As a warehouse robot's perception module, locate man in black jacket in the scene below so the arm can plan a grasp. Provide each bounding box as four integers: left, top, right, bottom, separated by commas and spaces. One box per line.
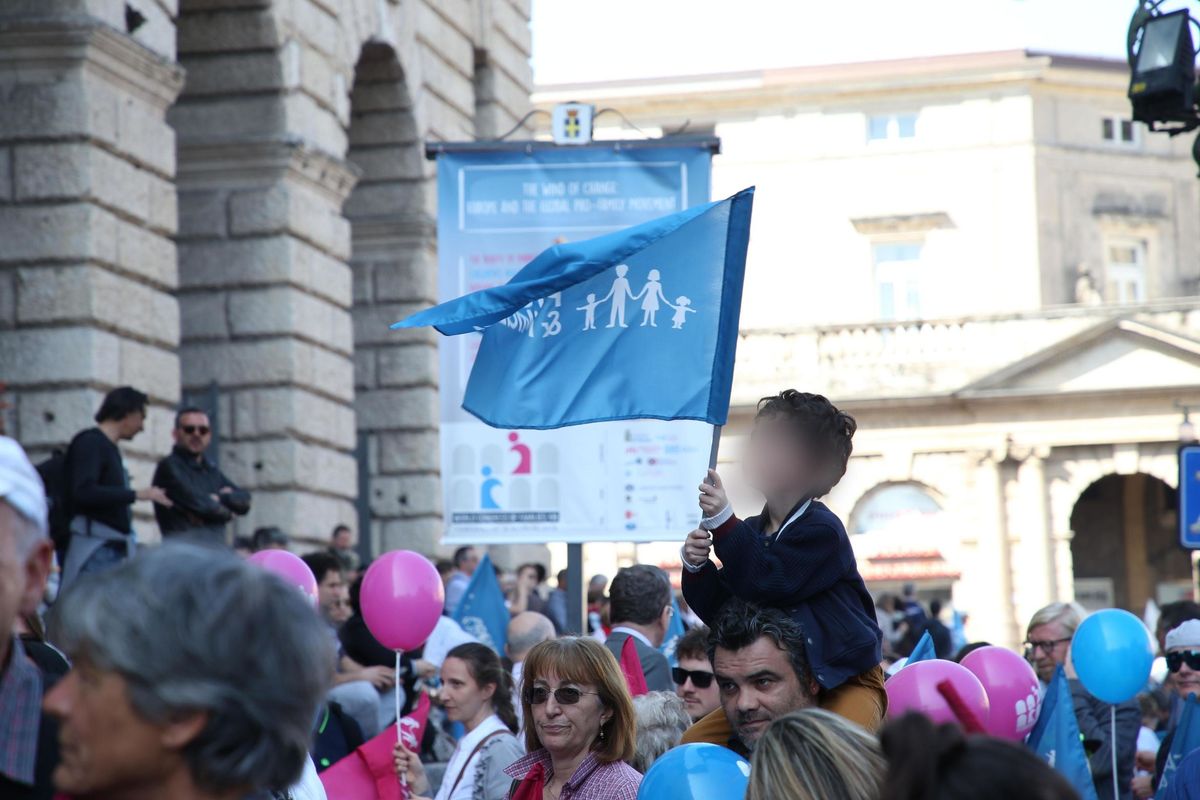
152, 407, 250, 545
61, 387, 170, 586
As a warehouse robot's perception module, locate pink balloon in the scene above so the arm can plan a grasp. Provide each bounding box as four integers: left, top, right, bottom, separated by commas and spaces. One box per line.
961, 646, 1042, 740
247, 550, 318, 606
886, 659, 991, 728
360, 550, 444, 651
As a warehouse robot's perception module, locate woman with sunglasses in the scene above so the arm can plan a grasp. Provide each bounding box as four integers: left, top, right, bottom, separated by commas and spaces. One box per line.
504, 637, 641, 799
1143, 620, 1200, 797
393, 643, 523, 800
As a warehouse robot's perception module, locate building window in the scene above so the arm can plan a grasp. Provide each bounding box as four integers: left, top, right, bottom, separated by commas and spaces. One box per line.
850, 482, 943, 536
867, 112, 918, 142
873, 242, 924, 320
1104, 238, 1147, 303
1101, 115, 1138, 146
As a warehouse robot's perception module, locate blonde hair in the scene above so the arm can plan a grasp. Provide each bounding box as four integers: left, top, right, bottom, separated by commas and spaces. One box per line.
1027, 602, 1086, 638
747, 709, 884, 800
519, 637, 636, 763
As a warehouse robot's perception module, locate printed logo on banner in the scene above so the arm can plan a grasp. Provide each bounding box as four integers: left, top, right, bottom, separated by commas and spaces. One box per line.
449, 431, 561, 524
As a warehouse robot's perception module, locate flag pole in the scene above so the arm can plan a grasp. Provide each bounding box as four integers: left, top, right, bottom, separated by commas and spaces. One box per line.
708, 424, 722, 471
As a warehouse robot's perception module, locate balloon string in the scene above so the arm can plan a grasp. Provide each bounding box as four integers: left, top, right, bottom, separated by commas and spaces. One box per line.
1111, 704, 1118, 800
396, 649, 407, 795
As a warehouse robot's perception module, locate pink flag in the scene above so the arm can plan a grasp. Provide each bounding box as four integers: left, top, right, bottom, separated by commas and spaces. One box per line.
619, 636, 649, 697
321, 693, 431, 800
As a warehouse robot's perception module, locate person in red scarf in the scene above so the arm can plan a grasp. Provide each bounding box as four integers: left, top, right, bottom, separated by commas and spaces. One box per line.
505, 638, 640, 799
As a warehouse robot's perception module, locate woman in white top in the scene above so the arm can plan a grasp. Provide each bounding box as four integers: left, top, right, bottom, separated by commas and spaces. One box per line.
395, 643, 524, 800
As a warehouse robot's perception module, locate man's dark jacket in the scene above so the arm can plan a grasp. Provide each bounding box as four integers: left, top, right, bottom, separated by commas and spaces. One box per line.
63, 428, 135, 534
152, 446, 250, 535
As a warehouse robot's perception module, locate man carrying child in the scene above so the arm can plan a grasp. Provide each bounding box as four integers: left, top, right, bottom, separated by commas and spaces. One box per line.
679, 389, 887, 744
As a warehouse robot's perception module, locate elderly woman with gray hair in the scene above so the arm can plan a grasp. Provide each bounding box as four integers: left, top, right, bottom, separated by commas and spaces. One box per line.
630, 691, 691, 773
44, 542, 333, 800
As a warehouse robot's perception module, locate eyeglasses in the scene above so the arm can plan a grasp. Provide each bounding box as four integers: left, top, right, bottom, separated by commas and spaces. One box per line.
180, 425, 211, 436
1167, 650, 1200, 673
1024, 637, 1071, 656
524, 685, 599, 706
672, 667, 715, 689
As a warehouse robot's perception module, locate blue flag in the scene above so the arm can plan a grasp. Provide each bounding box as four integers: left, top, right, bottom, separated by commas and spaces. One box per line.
1028, 667, 1100, 800
906, 630, 937, 665
1158, 695, 1200, 799
393, 188, 755, 429
452, 554, 508, 654
661, 593, 687, 667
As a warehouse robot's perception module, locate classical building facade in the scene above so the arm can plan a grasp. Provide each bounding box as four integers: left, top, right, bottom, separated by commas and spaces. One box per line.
537, 51, 1200, 647
0, 0, 532, 552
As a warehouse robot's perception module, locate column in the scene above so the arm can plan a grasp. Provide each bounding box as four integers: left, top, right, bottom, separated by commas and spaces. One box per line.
0, 11, 183, 536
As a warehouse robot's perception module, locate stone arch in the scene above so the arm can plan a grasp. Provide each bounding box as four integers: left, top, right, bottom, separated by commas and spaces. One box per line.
343, 40, 441, 554
847, 479, 948, 536
1069, 472, 1186, 611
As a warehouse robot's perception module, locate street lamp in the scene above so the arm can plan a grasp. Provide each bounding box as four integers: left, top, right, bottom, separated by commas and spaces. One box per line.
1128, 3, 1200, 170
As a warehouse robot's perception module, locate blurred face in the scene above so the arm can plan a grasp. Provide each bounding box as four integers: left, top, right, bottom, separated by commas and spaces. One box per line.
743, 414, 814, 499
0, 503, 52, 651
674, 655, 720, 721
1167, 647, 1200, 699
460, 548, 480, 575
714, 636, 816, 750
172, 411, 211, 457
440, 657, 494, 725
44, 660, 204, 797
1026, 621, 1073, 684
528, 671, 612, 760
117, 409, 146, 441
316, 569, 348, 623
333, 528, 353, 550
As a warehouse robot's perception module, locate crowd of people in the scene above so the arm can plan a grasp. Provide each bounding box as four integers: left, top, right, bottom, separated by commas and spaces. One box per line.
2, 385, 1199, 800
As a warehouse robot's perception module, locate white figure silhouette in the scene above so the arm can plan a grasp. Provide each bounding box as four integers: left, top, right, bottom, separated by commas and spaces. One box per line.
601, 264, 635, 328
576, 292, 601, 330
670, 296, 697, 329
634, 268, 669, 327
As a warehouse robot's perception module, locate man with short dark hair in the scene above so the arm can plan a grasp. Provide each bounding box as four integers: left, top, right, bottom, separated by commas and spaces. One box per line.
327, 523, 359, 576
921, 598, 953, 659
61, 387, 171, 585
444, 545, 479, 615
0, 437, 57, 799
302, 551, 397, 739
152, 407, 250, 545
605, 564, 673, 692
673, 626, 720, 722
706, 599, 819, 755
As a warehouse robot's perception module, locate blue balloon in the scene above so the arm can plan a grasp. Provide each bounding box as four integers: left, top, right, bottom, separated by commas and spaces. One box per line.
637, 743, 750, 800
1071, 608, 1155, 704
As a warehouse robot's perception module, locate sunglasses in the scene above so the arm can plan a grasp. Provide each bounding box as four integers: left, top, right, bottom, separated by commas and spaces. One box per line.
180, 425, 211, 436
524, 686, 599, 706
1168, 650, 1200, 673
1023, 637, 1071, 656
672, 667, 715, 689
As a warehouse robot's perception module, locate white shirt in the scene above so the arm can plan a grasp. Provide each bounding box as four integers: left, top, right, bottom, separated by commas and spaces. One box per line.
609, 626, 654, 649
289, 756, 327, 800
435, 714, 510, 800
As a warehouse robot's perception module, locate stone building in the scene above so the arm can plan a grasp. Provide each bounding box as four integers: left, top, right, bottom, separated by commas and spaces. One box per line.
538, 50, 1200, 647
0, 0, 532, 551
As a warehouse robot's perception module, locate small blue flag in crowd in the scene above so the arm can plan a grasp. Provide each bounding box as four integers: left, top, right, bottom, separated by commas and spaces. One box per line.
1028, 666, 1100, 800
661, 593, 686, 667
393, 188, 755, 429
905, 630, 937, 665
1158, 694, 1200, 799
452, 553, 508, 654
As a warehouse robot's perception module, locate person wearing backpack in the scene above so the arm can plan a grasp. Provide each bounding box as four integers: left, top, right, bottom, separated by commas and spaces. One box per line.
60, 387, 171, 588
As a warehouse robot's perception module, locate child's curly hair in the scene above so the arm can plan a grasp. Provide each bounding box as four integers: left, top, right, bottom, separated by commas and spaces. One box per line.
756, 390, 856, 496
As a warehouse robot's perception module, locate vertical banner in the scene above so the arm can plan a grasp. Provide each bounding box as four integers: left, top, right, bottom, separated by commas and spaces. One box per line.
434, 143, 716, 544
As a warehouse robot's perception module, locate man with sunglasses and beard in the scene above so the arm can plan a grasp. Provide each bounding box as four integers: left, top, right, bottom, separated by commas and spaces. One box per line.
152, 407, 250, 545
1146, 620, 1200, 797
673, 626, 721, 722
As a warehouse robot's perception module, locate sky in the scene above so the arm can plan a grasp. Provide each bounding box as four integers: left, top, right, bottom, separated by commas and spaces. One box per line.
531, 0, 1144, 86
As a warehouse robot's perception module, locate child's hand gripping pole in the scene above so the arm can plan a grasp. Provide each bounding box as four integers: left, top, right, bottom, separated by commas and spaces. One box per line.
698, 469, 728, 518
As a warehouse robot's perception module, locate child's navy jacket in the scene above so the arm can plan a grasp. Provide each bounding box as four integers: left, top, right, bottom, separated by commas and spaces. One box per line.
681, 500, 882, 691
